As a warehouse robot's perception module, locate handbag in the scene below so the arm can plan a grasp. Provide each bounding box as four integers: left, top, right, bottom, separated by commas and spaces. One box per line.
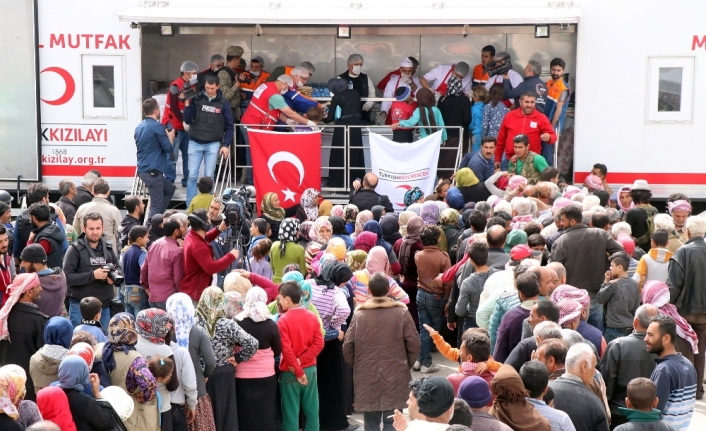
96, 400, 129, 431
108, 298, 126, 316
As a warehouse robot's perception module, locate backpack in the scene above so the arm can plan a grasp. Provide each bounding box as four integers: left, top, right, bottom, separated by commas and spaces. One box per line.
634, 205, 658, 247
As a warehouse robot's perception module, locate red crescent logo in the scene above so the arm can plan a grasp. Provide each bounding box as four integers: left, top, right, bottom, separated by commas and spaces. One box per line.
40, 67, 76, 105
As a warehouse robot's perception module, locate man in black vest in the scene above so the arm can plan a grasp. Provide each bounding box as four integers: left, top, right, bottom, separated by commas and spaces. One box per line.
183, 74, 234, 207
27, 203, 65, 270
339, 53, 376, 123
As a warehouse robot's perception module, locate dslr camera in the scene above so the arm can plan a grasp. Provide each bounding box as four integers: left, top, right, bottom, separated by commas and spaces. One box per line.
102, 263, 125, 286
483, 53, 513, 78
237, 71, 254, 85
169, 80, 198, 101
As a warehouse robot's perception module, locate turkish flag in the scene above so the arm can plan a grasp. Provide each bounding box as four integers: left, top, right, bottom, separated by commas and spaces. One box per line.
249, 129, 321, 212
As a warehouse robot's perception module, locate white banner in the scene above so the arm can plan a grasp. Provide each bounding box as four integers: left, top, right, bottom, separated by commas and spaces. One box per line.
369, 131, 443, 212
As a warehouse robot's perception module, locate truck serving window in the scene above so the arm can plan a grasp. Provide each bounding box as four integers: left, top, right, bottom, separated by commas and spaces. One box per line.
647, 57, 694, 122
82, 55, 125, 118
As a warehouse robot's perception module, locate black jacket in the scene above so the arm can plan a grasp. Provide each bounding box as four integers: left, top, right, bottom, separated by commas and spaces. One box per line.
73, 186, 93, 207
437, 94, 471, 138
14, 207, 63, 259
668, 236, 706, 316
63, 234, 121, 303
598, 331, 658, 420
57, 196, 78, 225
64, 388, 117, 431
503, 75, 548, 113
118, 214, 141, 249
0, 302, 48, 401
550, 376, 610, 431
349, 189, 393, 213
33, 221, 65, 269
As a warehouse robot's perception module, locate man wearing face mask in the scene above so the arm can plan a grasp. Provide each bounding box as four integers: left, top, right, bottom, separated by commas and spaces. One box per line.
196, 54, 231, 92
377, 56, 419, 92
239, 56, 271, 104
338, 54, 376, 123
378, 57, 422, 125
162, 60, 198, 187
420, 61, 472, 97
282, 66, 325, 115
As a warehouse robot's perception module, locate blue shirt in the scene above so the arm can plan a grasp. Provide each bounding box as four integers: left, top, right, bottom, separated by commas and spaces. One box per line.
134, 117, 172, 174
284, 89, 319, 114
467, 150, 495, 182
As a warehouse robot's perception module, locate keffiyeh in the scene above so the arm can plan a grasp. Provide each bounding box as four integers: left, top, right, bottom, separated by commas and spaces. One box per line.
0, 273, 40, 341
668, 200, 692, 214
166, 293, 195, 348
642, 280, 698, 354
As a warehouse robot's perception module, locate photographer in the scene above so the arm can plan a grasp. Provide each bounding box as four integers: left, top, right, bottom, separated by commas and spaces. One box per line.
135, 98, 176, 221
181, 209, 239, 303
484, 51, 523, 103
502, 60, 548, 114
63, 213, 122, 328
162, 60, 198, 187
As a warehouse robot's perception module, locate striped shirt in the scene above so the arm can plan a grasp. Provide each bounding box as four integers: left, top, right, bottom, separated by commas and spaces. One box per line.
528, 398, 577, 431
310, 282, 351, 330
651, 353, 696, 431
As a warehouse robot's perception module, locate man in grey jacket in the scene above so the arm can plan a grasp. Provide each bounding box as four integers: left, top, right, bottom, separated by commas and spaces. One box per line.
551, 205, 623, 332
598, 304, 659, 428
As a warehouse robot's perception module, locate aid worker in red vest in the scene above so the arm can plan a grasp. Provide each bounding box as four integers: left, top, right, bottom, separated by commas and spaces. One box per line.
420, 61, 472, 97
239, 75, 318, 184
162, 61, 198, 187
377, 57, 422, 125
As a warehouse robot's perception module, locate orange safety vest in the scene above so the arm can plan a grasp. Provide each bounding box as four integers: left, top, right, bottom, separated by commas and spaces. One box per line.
472, 63, 489, 86
546, 78, 569, 103
240, 82, 283, 130
241, 70, 272, 92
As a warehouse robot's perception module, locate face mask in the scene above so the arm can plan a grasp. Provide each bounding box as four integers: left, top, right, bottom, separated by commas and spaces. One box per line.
351, 65, 362, 75
189, 75, 197, 85
280, 88, 288, 95
250, 70, 260, 77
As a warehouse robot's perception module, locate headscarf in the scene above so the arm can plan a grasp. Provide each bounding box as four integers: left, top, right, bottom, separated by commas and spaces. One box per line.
278, 218, 300, 258
55, 356, 90, 392
135, 308, 172, 345
489, 364, 550, 431
617, 185, 635, 212
551, 284, 590, 311
407, 204, 422, 217
353, 231, 378, 253
365, 246, 390, 276
446, 187, 465, 210
315, 253, 338, 278
439, 208, 460, 229
44, 316, 74, 349
642, 280, 698, 354
236, 287, 272, 322
557, 299, 583, 327
552, 197, 573, 211
446, 75, 463, 97
585, 174, 604, 191
166, 293, 195, 348
562, 185, 581, 200
102, 312, 138, 373
330, 205, 344, 218
318, 200, 333, 216
404, 187, 424, 207
326, 237, 348, 261
68, 342, 95, 369
399, 215, 424, 269
282, 272, 313, 309
329, 216, 348, 235
223, 272, 252, 296
362, 220, 392, 253
328, 77, 348, 94
309, 217, 333, 243
0, 273, 40, 341
371, 205, 385, 222
298, 221, 313, 243
504, 230, 528, 253
508, 175, 527, 191
668, 200, 692, 214
319, 261, 353, 290
420, 201, 441, 225
380, 214, 402, 244
0, 365, 26, 418
456, 168, 479, 187
300, 188, 321, 221
354, 210, 374, 236
148, 214, 165, 242
434, 201, 449, 213
223, 291, 245, 319
261, 192, 285, 221
36, 386, 77, 431
196, 287, 226, 338
345, 250, 368, 271
398, 211, 415, 236
343, 204, 359, 224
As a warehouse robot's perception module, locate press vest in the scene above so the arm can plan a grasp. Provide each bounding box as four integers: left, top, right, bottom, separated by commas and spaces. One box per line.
240, 82, 283, 130
188, 93, 227, 143
33, 222, 65, 269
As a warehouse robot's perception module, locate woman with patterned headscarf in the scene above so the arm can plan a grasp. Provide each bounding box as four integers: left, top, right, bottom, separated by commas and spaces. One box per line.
305, 217, 333, 277
404, 187, 425, 209
134, 308, 179, 430
0, 365, 42, 430
259, 192, 285, 240
437, 75, 471, 178
194, 287, 258, 431
343, 204, 359, 234
55, 356, 116, 431
103, 312, 159, 431
270, 218, 307, 283
233, 287, 279, 431
296, 220, 314, 248
166, 293, 217, 431
297, 188, 322, 222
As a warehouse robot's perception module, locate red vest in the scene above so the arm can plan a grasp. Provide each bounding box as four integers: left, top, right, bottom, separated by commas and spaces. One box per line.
240, 82, 282, 130
162, 77, 187, 131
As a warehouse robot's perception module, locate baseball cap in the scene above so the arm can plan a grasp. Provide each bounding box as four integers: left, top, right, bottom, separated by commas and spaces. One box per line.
510, 244, 533, 261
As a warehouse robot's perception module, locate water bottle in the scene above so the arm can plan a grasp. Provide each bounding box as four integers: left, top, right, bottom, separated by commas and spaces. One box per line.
348, 80, 353, 90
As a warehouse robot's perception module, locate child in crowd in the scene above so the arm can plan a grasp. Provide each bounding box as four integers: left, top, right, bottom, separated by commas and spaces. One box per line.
147, 356, 176, 427
543, 387, 555, 407
121, 225, 149, 317
617, 235, 640, 278
634, 229, 672, 290
187, 177, 214, 214
446, 330, 496, 393
389, 86, 417, 143
455, 241, 498, 332
469, 86, 488, 152
294, 106, 326, 132
390, 88, 447, 140
528, 233, 549, 265
614, 378, 674, 431
424, 324, 501, 374
248, 218, 270, 260
597, 251, 641, 342
73, 297, 108, 342
249, 238, 273, 279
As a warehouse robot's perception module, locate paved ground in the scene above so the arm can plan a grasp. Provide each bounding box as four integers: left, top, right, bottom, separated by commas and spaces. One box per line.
347, 352, 706, 430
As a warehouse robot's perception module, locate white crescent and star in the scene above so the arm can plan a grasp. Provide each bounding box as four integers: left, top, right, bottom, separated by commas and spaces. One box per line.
267, 151, 306, 203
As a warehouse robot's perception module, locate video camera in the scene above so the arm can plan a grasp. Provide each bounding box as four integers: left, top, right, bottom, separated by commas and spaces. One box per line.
483, 53, 513, 78
222, 185, 252, 232
237, 71, 254, 85
169, 80, 197, 101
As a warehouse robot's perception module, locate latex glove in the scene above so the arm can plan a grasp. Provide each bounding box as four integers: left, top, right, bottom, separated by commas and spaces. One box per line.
362, 102, 373, 112
375, 111, 387, 126
183, 124, 190, 132
306, 120, 320, 131
286, 118, 298, 126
